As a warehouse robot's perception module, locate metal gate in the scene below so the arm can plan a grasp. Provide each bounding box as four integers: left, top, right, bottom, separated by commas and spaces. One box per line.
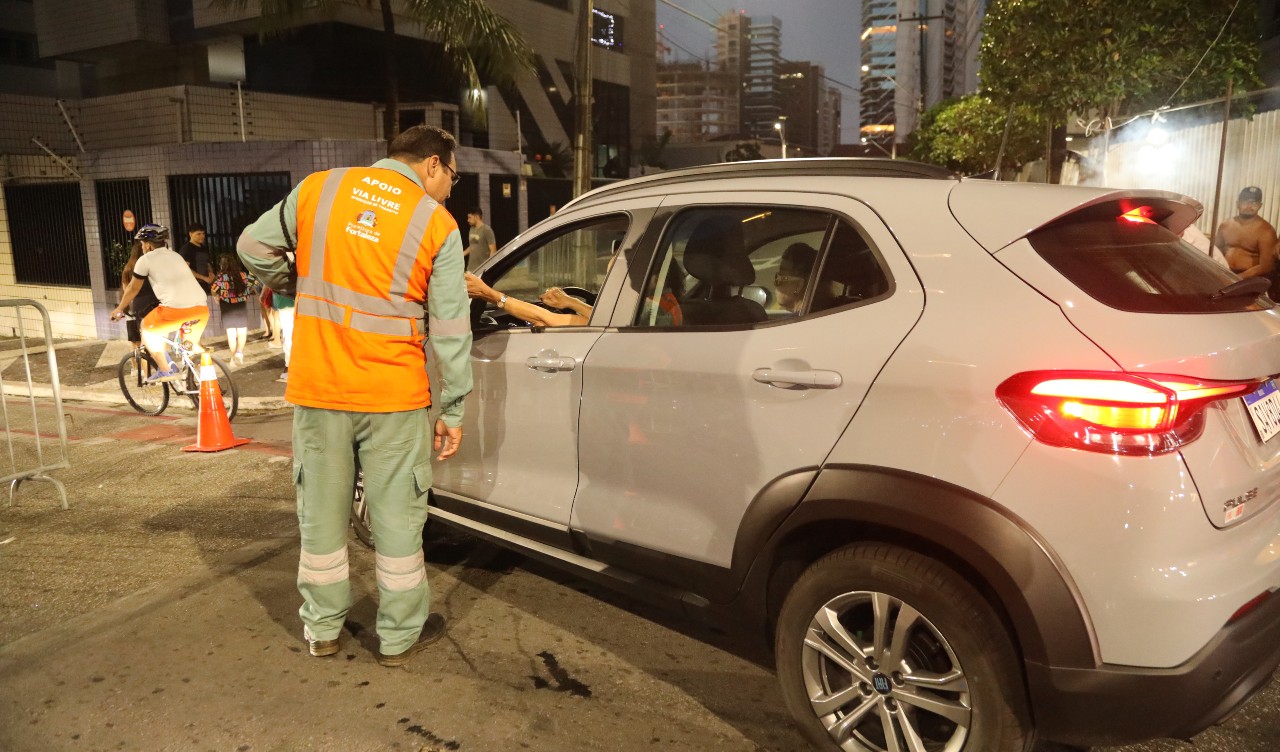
94, 178, 153, 289
168, 173, 292, 260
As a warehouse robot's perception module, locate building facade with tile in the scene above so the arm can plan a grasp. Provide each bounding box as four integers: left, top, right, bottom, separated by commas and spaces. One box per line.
1, 0, 655, 339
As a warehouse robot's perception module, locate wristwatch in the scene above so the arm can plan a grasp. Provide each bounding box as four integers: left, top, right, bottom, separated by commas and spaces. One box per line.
497, 294, 508, 309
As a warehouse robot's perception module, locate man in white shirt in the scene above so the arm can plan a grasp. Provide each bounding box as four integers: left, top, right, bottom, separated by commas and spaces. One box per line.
110, 225, 210, 382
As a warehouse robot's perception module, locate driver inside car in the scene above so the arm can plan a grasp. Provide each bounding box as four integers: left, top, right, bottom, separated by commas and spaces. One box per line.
464, 272, 591, 327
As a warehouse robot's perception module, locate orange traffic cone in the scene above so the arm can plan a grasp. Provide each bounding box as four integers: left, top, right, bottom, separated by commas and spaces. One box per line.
183, 352, 250, 453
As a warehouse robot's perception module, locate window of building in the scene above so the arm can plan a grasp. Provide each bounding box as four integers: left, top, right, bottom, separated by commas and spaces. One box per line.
592, 9, 624, 51
0, 31, 53, 69
5, 183, 90, 287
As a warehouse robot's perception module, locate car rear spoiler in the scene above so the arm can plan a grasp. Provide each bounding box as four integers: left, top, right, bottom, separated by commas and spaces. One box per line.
948, 181, 1202, 253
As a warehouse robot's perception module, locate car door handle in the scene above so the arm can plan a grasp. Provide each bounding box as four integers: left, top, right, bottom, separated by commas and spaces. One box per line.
752, 367, 842, 389
526, 354, 578, 372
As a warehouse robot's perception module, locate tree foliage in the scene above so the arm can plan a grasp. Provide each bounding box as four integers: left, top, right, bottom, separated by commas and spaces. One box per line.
219, 0, 534, 138
910, 96, 1046, 175
981, 0, 1262, 123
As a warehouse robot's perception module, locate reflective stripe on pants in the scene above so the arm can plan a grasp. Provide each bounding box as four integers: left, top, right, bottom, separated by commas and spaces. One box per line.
293, 405, 433, 651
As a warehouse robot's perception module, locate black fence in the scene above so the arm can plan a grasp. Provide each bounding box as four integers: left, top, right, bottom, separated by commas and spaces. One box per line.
95, 179, 152, 289
4, 183, 90, 287
168, 173, 292, 263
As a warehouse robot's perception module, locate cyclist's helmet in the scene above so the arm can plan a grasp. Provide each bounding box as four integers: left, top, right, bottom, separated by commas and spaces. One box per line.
134, 224, 169, 243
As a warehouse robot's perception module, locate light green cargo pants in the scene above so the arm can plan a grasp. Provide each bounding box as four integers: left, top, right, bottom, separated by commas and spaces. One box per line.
292, 405, 434, 655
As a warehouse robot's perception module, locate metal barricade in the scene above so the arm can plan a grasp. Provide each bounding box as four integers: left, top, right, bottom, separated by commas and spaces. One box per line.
0, 300, 69, 509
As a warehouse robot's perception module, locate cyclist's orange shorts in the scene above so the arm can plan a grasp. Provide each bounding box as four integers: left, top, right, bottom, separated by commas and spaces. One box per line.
142, 305, 208, 334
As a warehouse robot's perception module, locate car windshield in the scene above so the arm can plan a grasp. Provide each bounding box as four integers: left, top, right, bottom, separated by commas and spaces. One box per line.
1028, 219, 1274, 314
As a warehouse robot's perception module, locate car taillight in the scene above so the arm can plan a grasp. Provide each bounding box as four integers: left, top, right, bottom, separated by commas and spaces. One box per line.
1228, 590, 1274, 624
996, 371, 1262, 456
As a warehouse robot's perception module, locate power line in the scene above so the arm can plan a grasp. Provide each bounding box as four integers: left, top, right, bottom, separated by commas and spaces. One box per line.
1162, 0, 1244, 108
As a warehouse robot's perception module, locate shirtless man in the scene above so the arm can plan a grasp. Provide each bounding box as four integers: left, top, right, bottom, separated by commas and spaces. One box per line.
1215, 186, 1278, 279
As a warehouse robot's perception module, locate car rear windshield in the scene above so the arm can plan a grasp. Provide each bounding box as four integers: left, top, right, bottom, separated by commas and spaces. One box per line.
1028, 219, 1274, 314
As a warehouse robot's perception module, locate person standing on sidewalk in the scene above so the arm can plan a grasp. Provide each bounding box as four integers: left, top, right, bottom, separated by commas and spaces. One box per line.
120, 240, 160, 360
211, 254, 261, 367
179, 222, 215, 291
237, 125, 472, 668
273, 291, 294, 383
1215, 186, 1278, 280
464, 208, 497, 272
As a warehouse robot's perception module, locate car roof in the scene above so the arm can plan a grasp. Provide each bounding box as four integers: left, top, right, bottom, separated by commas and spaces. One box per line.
561, 158, 957, 212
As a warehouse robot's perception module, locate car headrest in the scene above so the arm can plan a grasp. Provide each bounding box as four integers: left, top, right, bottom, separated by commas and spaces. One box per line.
683, 216, 754, 287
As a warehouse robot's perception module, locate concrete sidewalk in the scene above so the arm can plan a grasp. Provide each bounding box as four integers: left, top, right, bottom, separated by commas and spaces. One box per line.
0, 335, 292, 412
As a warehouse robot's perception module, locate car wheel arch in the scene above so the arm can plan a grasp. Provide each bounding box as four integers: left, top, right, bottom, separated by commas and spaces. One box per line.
746, 465, 1100, 671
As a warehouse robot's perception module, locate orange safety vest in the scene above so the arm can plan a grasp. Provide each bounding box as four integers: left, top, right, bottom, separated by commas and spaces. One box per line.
287, 166, 458, 412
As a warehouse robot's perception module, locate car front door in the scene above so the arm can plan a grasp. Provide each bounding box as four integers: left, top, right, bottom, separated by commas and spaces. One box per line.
570, 192, 925, 575
431, 206, 652, 530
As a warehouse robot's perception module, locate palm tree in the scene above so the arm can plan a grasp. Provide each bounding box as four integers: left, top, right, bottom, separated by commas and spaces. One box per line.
219, 0, 535, 138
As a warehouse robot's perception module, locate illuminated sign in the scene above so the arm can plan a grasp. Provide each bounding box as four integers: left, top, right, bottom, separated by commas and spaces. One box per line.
592, 9, 623, 51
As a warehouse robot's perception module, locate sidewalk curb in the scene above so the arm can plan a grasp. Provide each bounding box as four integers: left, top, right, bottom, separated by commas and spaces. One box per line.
1, 382, 292, 413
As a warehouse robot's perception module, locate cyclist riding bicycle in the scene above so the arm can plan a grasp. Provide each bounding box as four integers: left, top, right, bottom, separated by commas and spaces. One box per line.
110, 224, 210, 383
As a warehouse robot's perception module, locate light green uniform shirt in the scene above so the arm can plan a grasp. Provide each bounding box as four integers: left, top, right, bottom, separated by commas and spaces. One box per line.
238, 158, 472, 427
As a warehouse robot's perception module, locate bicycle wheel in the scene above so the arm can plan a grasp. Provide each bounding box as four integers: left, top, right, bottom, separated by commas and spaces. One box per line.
117, 350, 169, 415
350, 470, 374, 549
181, 355, 239, 421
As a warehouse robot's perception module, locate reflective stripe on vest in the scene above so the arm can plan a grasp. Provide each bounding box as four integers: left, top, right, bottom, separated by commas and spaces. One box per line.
295, 168, 437, 334
297, 296, 419, 337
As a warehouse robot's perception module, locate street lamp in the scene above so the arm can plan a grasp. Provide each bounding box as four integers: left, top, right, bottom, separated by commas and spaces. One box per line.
774, 116, 788, 159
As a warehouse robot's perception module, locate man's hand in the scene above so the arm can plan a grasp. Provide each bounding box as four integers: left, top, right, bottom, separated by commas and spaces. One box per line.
433, 418, 463, 460
110, 308, 125, 321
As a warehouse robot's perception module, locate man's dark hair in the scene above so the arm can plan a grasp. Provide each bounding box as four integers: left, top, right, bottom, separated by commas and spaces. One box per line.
388, 125, 457, 165
187, 222, 206, 234
468, 208, 483, 218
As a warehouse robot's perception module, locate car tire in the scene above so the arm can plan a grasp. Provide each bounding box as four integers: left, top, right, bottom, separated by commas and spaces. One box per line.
775, 543, 1033, 752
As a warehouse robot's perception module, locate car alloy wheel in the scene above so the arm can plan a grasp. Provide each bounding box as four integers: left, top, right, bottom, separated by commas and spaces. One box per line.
776, 544, 1031, 752
801, 590, 970, 751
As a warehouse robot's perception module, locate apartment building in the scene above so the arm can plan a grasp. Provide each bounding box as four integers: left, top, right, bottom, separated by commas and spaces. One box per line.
0, 0, 655, 338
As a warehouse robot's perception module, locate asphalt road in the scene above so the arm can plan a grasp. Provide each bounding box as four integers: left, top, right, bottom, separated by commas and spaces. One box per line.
0, 402, 1277, 751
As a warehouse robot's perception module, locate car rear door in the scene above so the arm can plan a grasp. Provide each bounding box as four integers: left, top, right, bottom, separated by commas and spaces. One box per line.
569, 191, 925, 571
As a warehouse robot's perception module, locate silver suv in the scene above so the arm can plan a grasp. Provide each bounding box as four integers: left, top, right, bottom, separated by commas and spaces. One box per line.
427, 159, 1280, 751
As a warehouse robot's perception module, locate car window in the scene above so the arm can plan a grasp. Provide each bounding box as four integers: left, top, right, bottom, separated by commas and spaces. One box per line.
488, 215, 629, 307
809, 219, 892, 313
1029, 218, 1274, 314
633, 207, 891, 328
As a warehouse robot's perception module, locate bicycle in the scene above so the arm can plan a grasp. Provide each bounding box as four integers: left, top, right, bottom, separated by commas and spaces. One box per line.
116, 316, 238, 420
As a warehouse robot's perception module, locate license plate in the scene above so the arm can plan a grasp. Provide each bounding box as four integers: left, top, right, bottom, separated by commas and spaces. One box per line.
1243, 379, 1280, 443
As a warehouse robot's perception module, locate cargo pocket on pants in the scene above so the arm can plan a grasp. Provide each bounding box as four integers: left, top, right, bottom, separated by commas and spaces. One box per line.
412, 462, 432, 521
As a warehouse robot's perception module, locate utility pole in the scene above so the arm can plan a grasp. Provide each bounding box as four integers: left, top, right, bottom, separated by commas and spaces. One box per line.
573, 0, 594, 198
899, 2, 943, 130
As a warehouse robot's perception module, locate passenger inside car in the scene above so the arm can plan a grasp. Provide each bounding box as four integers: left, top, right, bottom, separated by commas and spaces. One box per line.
775, 241, 819, 314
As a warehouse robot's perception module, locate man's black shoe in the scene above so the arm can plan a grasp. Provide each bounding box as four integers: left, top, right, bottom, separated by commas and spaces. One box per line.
377, 613, 447, 667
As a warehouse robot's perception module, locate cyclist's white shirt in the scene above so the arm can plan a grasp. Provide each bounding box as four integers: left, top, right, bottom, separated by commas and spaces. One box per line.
133, 247, 207, 309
